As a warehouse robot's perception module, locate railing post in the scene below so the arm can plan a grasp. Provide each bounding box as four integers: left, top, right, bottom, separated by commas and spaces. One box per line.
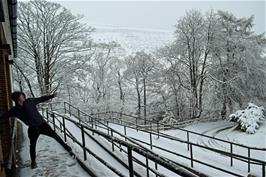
248, 148, 250, 172
62, 116, 67, 142
52, 113, 56, 132
262, 163, 265, 177
157, 121, 159, 139
136, 117, 138, 132
64, 102, 66, 114
91, 118, 94, 135
230, 143, 233, 166
78, 109, 80, 123
124, 126, 127, 137
155, 162, 158, 177
46, 109, 49, 121
119, 142, 122, 152
69, 104, 71, 117
187, 132, 190, 151
190, 144, 193, 168
150, 132, 153, 150
146, 155, 149, 177
81, 126, 87, 161
127, 146, 134, 177
111, 130, 114, 151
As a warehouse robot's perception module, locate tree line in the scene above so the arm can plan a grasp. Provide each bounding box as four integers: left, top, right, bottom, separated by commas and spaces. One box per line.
15, 0, 266, 123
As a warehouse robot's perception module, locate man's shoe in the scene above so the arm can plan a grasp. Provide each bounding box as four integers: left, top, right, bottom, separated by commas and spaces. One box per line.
69, 151, 76, 158
31, 161, 37, 169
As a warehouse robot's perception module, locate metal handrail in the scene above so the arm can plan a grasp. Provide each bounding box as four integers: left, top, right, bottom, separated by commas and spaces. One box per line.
65, 101, 266, 151
46, 109, 202, 177
63, 102, 266, 177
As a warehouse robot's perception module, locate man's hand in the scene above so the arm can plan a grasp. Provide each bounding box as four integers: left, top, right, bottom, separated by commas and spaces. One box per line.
52, 91, 58, 97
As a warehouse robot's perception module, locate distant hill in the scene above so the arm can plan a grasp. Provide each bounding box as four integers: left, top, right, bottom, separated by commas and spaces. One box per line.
91, 24, 174, 54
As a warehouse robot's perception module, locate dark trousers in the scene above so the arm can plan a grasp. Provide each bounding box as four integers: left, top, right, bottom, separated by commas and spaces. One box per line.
27, 122, 71, 163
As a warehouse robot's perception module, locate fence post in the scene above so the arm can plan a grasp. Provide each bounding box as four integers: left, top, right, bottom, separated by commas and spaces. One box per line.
150, 132, 153, 150
95, 118, 97, 129
146, 155, 149, 177
46, 109, 49, 121
124, 126, 127, 137
190, 144, 193, 168
78, 109, 80, 123
157, 121, 159, 139
136, 117, 138, 132
81, 126, 87, 161
155, 162, 158, 177
68, 104, 70, 116
62, 117, 67, 142
119, 142, 122, 152
52, 113, 56, 132
230, 143, 233, 166
64, 102, 66, 114
111, 130, 114, 151
187, 132, 190, 151
262, 163, 265, 177
127, 146, 134, 177
248, 148, 250, 172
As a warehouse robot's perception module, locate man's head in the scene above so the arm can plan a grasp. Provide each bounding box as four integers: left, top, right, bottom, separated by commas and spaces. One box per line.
11, 91, 26, 106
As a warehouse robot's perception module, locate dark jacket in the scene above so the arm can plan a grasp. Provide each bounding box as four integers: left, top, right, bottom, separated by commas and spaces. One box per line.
0, 95, 54, 127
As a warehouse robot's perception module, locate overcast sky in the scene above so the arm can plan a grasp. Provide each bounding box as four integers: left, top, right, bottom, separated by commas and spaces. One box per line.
51, 1, 265, 33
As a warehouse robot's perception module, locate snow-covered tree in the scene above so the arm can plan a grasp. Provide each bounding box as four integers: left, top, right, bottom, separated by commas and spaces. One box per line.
124, 51, 156, 123
16, 0, 94, 96
209, 11, 266, 118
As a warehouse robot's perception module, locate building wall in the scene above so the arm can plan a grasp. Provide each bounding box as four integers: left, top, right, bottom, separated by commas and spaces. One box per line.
0, 0, 16, 176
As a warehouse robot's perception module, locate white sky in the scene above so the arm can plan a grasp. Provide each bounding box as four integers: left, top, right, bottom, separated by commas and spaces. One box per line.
58, 0, 265, 33
21, 0, 266, 33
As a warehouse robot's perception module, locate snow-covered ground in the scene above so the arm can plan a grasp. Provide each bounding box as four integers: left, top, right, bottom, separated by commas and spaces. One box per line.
92, 24, 173, 53
16, 124, 89, 177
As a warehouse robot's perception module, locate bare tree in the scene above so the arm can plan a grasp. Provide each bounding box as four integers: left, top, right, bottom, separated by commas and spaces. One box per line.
16, 0, 94, 95
125, 51, 156, 123
170, 10, 216, 118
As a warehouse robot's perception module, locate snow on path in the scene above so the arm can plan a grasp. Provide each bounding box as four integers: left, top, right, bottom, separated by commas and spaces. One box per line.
17, 124, 89, 177
105, 121, 264, 176
64, 119, 130, 177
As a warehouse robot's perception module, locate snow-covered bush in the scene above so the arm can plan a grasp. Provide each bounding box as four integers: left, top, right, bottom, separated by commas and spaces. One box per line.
160, 111, 178, 124
228, 103, 265, 134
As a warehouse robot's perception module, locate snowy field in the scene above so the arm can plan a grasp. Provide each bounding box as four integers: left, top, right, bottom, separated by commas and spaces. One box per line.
17, 117, 265, 177
91, 25, 173, 53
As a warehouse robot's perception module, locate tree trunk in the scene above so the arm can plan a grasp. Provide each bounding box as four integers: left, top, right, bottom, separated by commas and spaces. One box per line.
135, 78, 141, 120
143, 78, 147, 124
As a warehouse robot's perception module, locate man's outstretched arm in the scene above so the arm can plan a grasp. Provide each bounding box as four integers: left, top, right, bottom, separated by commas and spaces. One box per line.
32, 92, 58, 105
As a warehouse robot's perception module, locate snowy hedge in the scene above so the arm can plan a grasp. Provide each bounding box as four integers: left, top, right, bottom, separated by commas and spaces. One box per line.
228, 103, 265, 134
